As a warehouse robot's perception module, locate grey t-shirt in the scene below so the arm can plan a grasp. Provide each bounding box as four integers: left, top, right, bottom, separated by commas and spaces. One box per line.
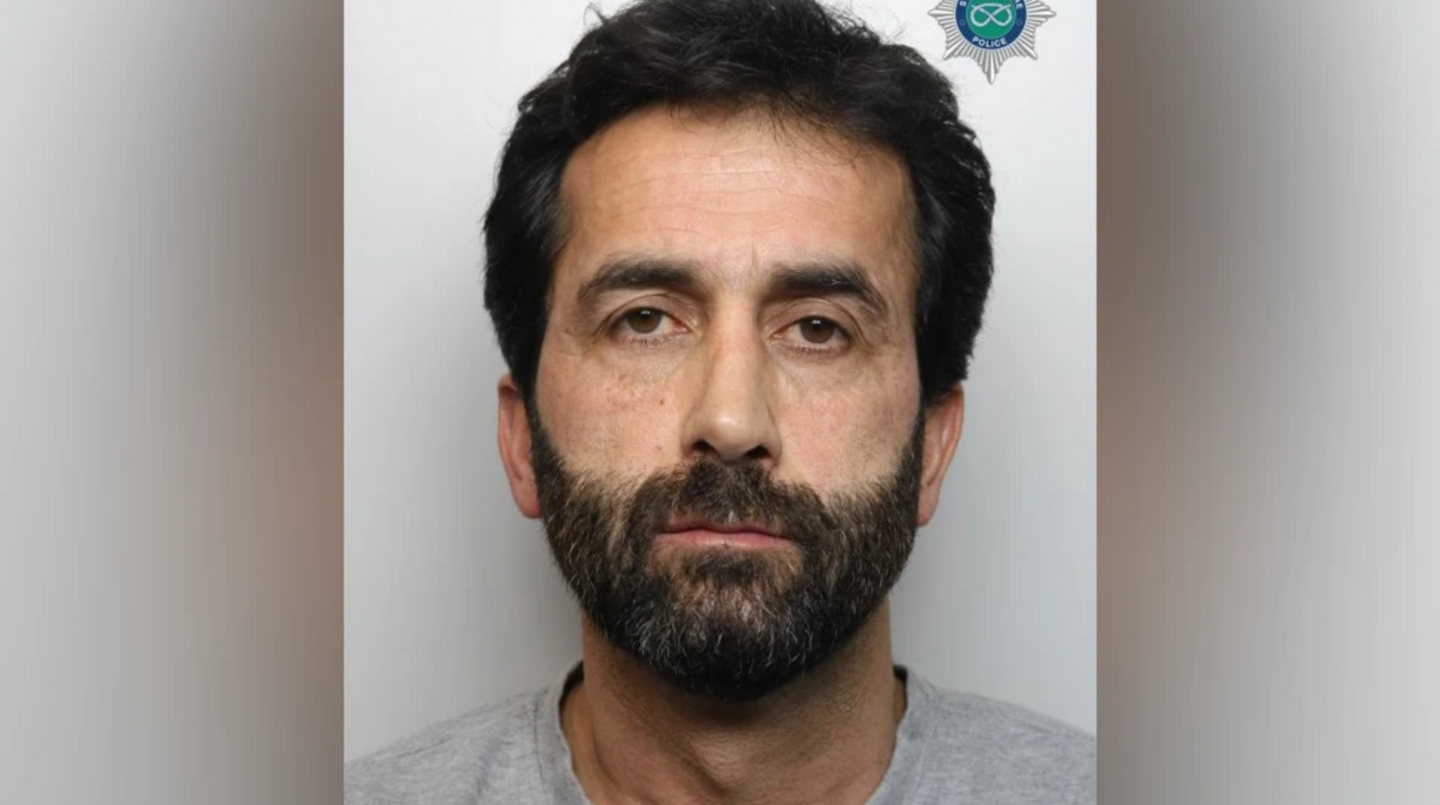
346, 663, 1095, 804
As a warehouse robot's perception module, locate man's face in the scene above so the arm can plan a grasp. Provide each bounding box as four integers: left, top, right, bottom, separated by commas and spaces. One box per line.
497, 106, 964, 699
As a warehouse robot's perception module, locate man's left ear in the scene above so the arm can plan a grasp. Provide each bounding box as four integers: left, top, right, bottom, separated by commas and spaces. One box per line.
917, 387, 965, 527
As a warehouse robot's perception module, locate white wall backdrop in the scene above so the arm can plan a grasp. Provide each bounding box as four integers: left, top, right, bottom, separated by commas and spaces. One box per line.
345, 0, 1095, 760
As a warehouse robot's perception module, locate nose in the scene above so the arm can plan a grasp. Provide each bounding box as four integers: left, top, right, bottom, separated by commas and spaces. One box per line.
679, 318, 781, 465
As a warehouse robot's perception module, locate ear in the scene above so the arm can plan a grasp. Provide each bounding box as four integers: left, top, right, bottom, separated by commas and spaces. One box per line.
497, 375, 541, 519
916, 387, 965, 527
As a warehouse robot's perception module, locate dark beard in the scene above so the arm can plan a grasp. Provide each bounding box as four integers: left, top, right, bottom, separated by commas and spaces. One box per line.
529, 408, 924, 702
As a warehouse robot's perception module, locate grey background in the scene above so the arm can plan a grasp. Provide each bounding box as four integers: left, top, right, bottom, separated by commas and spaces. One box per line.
344, 0, 1096, 759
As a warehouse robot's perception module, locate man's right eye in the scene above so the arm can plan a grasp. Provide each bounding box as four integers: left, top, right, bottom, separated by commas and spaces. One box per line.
616, 307, 669, 336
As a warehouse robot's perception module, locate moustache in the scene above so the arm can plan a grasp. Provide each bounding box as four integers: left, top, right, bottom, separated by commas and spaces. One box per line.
623, 458, 833, 552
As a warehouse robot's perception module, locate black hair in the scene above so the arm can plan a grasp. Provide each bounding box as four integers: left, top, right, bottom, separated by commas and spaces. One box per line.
483, 0, 995, 406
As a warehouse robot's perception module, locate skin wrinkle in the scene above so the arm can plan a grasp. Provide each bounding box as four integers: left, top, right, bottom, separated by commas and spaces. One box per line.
498, 104, 963, 805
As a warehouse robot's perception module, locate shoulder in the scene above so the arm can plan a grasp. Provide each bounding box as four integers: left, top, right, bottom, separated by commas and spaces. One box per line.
911, 679, 1096, 805
344, 690, 545, 805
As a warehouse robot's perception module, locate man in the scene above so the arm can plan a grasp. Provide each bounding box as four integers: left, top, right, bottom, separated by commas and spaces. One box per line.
347, 0, 1095, 802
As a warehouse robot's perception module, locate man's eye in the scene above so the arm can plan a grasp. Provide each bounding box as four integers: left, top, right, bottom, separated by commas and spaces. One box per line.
794, 316, 843, 345
618, 307, 668, 335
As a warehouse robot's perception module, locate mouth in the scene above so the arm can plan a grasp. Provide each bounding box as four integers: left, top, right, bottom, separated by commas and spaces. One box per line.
657, 517, 791, 550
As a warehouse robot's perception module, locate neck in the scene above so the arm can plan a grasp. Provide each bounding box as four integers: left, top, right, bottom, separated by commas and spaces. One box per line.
560, 600, 906, 805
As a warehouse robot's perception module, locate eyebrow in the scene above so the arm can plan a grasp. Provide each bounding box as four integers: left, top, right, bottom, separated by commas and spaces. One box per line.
575, 257, 702, 314
573, 255, 891, 322
766, 262, 890, 320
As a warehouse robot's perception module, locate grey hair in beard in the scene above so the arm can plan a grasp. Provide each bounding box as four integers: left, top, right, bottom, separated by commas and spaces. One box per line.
529, 407, 925, 701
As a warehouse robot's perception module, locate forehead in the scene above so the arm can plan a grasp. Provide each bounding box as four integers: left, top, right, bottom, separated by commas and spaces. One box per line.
554, 105, 916, 300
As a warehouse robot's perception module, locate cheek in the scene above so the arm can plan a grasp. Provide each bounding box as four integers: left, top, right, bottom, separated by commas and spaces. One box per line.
536, 353, 685, 475
776, 362, 919, 490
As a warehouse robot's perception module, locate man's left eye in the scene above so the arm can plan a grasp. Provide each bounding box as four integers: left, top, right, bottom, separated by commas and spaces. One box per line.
620, 307, 667, 335
787, 316, 848, 348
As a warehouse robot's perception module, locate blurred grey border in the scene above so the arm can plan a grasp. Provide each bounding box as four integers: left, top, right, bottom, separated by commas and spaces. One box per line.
4, 0, 1439, 802
1101, 1, 1440, 803
1, 0, 341, 803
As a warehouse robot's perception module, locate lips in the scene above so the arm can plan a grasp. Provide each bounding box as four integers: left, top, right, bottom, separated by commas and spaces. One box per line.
658, 517, 791, 549
662, 517, 783, 538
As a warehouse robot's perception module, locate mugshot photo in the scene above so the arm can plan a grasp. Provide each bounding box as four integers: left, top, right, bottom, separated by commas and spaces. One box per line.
345, 0, 1095, 802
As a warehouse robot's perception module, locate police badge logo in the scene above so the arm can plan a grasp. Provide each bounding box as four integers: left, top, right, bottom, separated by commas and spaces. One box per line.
929, 0, 1056, 83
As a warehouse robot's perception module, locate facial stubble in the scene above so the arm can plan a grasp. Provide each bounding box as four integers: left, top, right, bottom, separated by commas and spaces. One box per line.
530, 408, 925, 701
